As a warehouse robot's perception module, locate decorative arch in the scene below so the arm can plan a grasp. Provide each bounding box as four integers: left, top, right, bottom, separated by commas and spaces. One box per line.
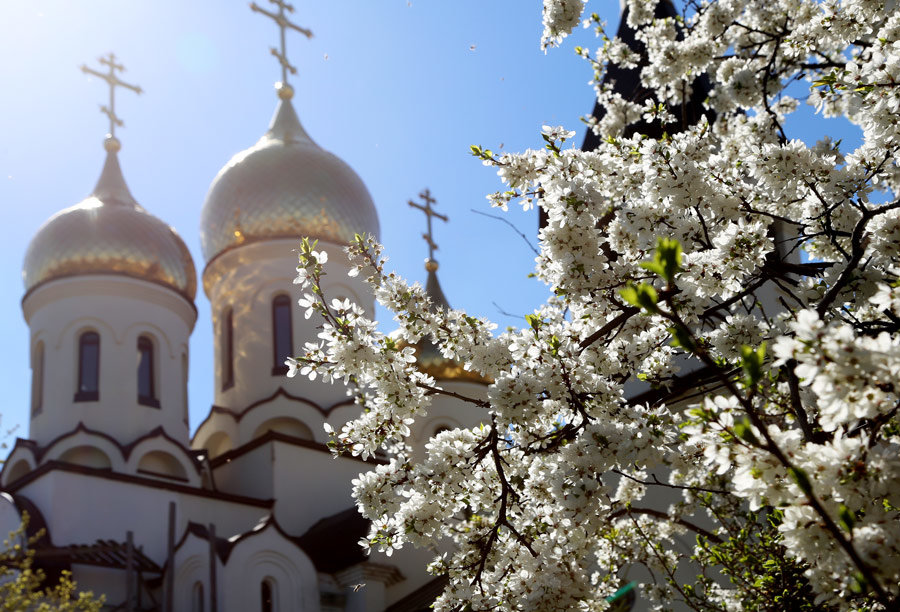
175, 553, 207, 612
248, 276, 296, 306
252, 417, 313, 441
5, 460, 32, 485
203, 431, 234, 459
236, 550, 301, 612
55, 316, 118, 351
40, 424, 126, 471
58, 445, 112, 470
137, 450, 188, 481
122, 320, 176, 358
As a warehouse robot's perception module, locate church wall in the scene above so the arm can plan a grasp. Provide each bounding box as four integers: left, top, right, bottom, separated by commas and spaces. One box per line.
208, 442, 275, 500
237, 395, 331, 445
270, 442, 371, 535
203, 238, 371, 414
71, 566, 129, 609
15, 470, 270, 564
22, 275, 196, 447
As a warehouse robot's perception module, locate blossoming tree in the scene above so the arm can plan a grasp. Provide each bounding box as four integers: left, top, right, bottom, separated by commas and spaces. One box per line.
290, 0, 900, 609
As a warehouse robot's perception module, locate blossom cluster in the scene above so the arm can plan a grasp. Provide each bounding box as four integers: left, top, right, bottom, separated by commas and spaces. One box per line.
292, 1, 900, 610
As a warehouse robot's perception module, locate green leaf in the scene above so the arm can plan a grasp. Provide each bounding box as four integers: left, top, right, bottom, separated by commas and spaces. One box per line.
668, 324, 697, 352
525, 313, 543, 331
788, 466, 813, 495
641, 237, 682, 283
733, 417, 760, 446
740, 342, 767, 387
620, 283, 659, 313
838, 504, 856, 533
850, 571, 868, 594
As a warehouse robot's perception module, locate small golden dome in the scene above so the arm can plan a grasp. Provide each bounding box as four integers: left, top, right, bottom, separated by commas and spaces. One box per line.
405, 267, 492, 385
200, 97, 380, 263
23, 150, 197, 301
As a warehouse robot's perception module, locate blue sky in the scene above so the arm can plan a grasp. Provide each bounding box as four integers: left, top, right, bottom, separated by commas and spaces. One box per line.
0, 1, 621, 439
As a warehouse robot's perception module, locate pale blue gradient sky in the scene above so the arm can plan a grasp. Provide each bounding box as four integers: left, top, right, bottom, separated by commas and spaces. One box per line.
0, 1, 619, 440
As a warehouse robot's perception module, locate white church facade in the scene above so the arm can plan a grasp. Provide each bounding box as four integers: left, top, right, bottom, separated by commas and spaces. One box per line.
0, 7, 488, 610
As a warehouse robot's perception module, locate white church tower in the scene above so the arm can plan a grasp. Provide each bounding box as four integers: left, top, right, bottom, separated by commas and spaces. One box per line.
15, 54, 197, 469
191, 2, 379, 463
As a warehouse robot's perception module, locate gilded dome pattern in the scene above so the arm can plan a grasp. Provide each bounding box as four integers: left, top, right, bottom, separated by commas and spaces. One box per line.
406, 268, 492, 385
200, 99, 380, 262
23, 151, 197, 301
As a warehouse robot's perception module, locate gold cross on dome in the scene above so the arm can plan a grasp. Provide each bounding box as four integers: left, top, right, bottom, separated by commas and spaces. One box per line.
250, 0, 313, 88
408, 188, 448, 263
80, 53, 142, 144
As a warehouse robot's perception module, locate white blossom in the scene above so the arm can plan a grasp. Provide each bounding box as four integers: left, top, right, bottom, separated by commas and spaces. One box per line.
292, 2, 900, 609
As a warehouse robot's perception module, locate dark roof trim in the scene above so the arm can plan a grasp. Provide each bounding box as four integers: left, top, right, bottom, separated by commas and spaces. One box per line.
295, 506, 368, 573
192, 386, 356, 439
1, 423, 203, 486
171, 513, 307, 565
5, 461, 273, 508
208, 429, 386, 469
5, 492, 69, 584
5, 492, 53, 546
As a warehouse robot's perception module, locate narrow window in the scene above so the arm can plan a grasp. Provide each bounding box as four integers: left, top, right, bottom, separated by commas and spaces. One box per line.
137, 336, 159, 408
74, 331, 100, 402
31, 341, 44, 416
261, 579, 274, 612
222, 308, 234, 390
192, 581, 205, 612
271, 295, 292, 375
182, 353, 189, 425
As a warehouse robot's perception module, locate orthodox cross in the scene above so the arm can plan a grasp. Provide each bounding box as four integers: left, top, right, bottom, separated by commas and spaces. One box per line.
80, 53, 142, 142
408, 189, 448, 262
250, 0, 313, 87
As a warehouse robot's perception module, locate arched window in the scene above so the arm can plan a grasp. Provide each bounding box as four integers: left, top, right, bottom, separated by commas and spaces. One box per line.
222, 308, 234, 390
182, 353, 189, 425
137, 335, 159, 408
31, 341, 44, 416
261, 579, 275, 612
271, 295, 292, 375
192, 581, 205, 612
74, 331, 100, 402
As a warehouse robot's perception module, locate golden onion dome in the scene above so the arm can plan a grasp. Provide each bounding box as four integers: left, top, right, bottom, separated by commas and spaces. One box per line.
23, 141, 197, 301
200, 91, 380, 263
406, 261, 492, 385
